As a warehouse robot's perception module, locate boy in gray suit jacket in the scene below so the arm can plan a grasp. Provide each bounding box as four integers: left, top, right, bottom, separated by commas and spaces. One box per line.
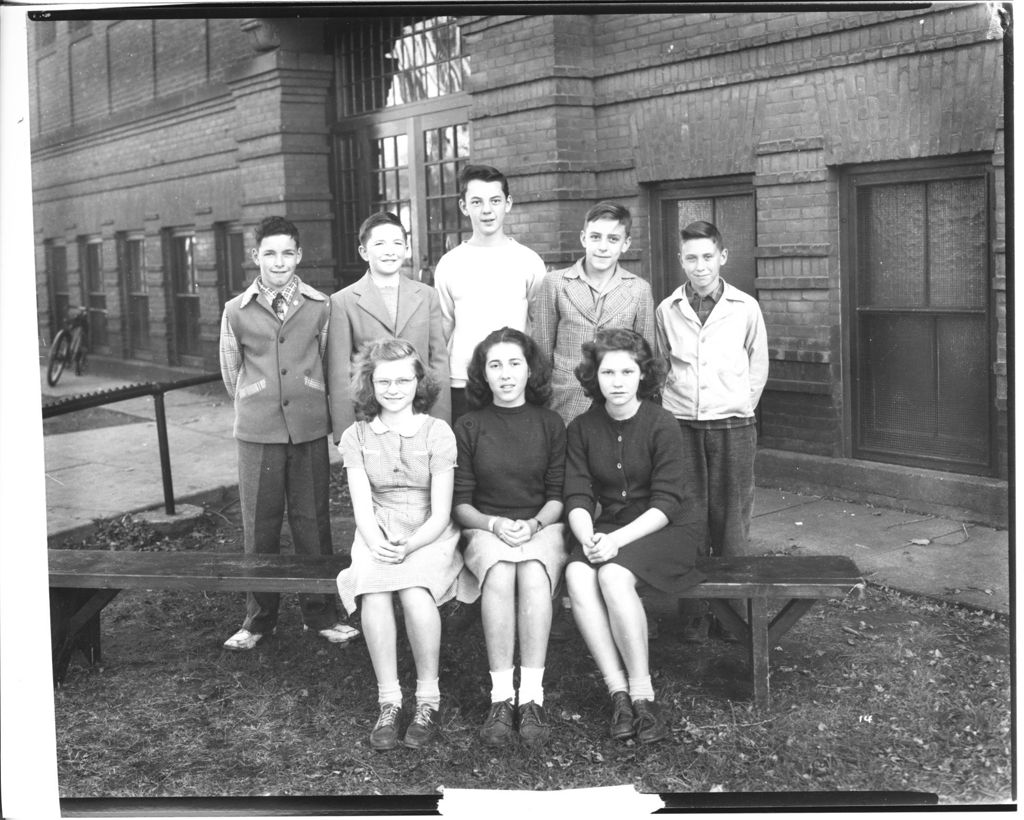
327, 212, 451, 438
219, 216, 359, 651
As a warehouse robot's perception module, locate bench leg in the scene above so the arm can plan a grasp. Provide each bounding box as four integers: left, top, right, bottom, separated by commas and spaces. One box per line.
706, 598, 750, 643
767, 598, 817, 646
748, 597, 770, 711
50, 588, 120, 686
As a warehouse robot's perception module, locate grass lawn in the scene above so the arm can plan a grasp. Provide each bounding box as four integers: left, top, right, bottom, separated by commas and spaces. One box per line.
51, 469, 1013, 807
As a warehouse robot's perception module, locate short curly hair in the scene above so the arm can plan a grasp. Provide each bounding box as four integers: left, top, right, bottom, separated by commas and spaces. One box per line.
255, 215, 300, 248
349, 338, 440, 420
573, 328, 665, 403
465, 327, 552, 410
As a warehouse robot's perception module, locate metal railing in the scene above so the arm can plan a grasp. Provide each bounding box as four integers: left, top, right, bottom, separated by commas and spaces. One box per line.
42, 374, 222, 516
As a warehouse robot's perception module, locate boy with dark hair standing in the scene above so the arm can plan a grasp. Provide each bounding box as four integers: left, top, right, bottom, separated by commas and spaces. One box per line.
219, 215, 360, 651
655, 220, 768, 643
434, 164, 546, 421
531, 200, 655, 425
327, 211, 450, 436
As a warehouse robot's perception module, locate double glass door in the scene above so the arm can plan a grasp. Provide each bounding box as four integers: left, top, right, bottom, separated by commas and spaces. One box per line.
333, 107, 470, 287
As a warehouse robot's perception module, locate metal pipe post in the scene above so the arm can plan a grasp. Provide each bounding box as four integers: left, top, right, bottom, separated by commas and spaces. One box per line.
153, 392, 175, 515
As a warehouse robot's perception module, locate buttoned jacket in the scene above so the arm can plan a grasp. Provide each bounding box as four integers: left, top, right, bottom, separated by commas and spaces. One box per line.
655, 280, 769, 420
220, 279, 331, 444
530, 260, 655, 424
326, 272, 451, 438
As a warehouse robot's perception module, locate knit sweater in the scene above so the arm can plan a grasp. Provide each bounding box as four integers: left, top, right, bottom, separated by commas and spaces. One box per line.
453, 402, 566, 520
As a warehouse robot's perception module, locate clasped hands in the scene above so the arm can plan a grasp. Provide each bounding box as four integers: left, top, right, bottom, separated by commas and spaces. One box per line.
580, 530, 621, 564
370, 537, 409, 564
490, 517, 535, 548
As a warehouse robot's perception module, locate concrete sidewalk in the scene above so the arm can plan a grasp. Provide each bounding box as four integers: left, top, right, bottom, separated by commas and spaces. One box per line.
38, 361, 1011, 616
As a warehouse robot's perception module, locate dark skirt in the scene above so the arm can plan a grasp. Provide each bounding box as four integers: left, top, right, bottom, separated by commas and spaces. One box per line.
567, 519, 707, 594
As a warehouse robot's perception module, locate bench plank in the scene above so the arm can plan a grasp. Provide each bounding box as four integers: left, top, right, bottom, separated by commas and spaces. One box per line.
48, 550, 347, 594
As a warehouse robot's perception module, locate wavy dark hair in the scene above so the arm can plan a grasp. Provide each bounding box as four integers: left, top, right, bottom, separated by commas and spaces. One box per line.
255, 215, 300, 248
573, 328, 665, 403
458, 164, 509, 200
465, 327, 552, 410
350, 338, 440, 420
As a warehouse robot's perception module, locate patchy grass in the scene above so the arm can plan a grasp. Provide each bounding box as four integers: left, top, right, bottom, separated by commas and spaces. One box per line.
51, 469, 1012, 804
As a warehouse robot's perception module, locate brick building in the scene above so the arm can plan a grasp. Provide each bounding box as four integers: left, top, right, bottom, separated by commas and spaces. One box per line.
29, 7, 1009, 523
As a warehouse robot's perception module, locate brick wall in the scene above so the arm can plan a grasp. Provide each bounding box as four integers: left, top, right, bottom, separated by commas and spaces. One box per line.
30, 17, 333, 370
460, 5, 1005, 476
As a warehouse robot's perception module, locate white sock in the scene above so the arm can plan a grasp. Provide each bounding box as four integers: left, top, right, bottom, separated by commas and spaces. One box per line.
377, 679, 402, 706
489, 667, 515, 703
518, 666, 545, 706
415, 677, 440, 710
628, 674, 655, 703
603, 669, 628, 697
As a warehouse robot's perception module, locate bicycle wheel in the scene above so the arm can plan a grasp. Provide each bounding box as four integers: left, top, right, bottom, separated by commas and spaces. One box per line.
70, 330, 86, 376
46, 330, 71, 386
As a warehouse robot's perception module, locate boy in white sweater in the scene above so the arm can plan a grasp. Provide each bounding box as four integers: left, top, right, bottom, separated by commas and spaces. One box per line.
433, 164, 546, 421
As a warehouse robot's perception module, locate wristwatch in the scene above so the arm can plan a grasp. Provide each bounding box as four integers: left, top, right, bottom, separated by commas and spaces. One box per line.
530, 518, 545, 532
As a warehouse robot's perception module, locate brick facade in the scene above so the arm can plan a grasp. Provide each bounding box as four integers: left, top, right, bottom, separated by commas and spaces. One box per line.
29, 8, 1007, 486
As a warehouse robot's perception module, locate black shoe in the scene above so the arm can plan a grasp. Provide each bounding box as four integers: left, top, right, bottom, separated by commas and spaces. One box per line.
370, 702, 402, 751
711, 614, 740, 643
632, 699, 669, 744
609, 691, 635, 740
480, 699, 515, 746
517, 701, 550, 748
548, 605, 576, 641
403, 702, 440, 749
682, 615, 710, 644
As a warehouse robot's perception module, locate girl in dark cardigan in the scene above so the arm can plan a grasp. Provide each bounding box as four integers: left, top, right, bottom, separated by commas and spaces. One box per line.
564, 328, 706, 744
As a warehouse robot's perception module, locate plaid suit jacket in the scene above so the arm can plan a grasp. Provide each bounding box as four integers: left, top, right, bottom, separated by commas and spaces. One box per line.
530, 259, 655, 425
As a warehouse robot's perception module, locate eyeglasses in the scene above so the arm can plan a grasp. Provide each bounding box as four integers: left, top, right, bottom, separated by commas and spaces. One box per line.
373, 377, 416, 389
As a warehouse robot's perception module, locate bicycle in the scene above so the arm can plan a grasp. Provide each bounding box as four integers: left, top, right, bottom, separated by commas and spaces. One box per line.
46, 306, 90, 387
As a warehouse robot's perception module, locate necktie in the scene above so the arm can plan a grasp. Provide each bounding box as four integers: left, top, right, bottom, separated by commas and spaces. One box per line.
272, 293, 286, 320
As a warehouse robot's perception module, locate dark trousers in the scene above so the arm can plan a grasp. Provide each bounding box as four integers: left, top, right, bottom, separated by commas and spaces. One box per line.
677, 422, 757, 617
237, 437, 338, 633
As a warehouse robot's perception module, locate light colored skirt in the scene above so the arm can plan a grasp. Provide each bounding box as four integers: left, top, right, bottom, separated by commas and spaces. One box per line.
337, 521, 464, 614
458, 523, 568, 603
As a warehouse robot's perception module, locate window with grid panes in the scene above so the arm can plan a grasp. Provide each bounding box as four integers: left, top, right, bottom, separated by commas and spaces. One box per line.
81, 237, 107, 349
117, 233, 150, 354
45, 240, 69, 339
216, 223, 248, 302
335, 16, 467, 117
423, 122, 470, 282
847, 162, 993, 474
649, 178, 756, 303
167, 232, 201, 360
331, 16, 470, 287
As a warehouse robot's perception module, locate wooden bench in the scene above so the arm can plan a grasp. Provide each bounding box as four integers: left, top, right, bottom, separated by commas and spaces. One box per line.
49, 549, 863, 708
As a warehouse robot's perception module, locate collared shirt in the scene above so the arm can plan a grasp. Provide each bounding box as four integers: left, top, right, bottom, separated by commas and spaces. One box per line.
219, 275, 329, 399
655, 279, 769, 422
369, 272, 400, 329
580, 266, 623, 310
255, 275, 299, 320
685, 279, 724, 326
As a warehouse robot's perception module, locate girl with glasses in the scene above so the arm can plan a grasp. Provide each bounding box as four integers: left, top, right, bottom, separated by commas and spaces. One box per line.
337, 338, 466, 752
